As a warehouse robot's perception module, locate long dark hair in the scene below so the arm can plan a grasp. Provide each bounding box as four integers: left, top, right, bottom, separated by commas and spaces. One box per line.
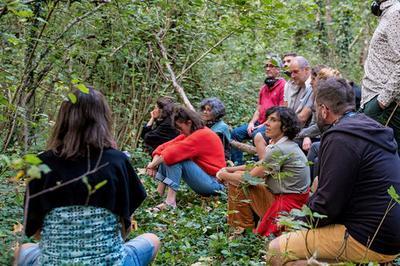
173, 106, 204, 133
47, 87, 115, 159
265, 106, 300, 140
156, 96, 175, 120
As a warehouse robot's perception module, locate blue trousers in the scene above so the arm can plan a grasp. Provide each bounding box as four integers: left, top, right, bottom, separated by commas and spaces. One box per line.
230, 123, 267, 165
155, 160, 224, 196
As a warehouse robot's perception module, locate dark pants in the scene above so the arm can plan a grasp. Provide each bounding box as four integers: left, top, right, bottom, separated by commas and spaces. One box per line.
230, 122, 266, 165
307, 142, 320, 182
362, 96, 400, 155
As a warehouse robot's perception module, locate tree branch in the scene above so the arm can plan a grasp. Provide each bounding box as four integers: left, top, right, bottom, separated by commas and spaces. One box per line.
154, 34, 195, 111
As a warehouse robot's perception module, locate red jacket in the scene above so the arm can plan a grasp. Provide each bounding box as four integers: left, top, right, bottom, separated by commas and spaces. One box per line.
153, 127, 226, 176
258, 78, 285, 123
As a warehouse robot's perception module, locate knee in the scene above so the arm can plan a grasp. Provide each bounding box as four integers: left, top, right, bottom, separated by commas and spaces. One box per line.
267, 238, 282, 266
141, 233, 161, 257
14, 243, 38, 265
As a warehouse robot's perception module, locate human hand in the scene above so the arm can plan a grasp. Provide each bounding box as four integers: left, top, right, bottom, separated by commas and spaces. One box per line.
146, 163, 157, 177
377, 99, 386, 110
216, 168, 227, 182
247, 123, 255, 136
302, 137, 312, 151
150, 109, 160, 119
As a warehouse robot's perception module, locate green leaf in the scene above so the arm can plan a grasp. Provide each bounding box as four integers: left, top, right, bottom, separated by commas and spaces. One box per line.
241, 172, 265, 186
27, 165, 41, 179
67, 93, 77, 104
82, 176, 92, 192
312, 212, 328, 219
13, 9, 34, 18
388, 185, 400, 204
23, 154, 42, 165
76, 83, 89, 94
39, 164, 51, 174
71, 78, 80, 84
94, 180, 108, 190
290, 208, 306, 217
36, 17, 48, 24
7, 37, 20, 46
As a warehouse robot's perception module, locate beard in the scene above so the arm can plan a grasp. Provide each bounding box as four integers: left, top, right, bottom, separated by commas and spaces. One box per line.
316, 111, 332, 133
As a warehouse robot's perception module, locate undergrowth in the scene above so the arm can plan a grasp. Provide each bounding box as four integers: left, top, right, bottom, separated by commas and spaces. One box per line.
1, 149, 399, 265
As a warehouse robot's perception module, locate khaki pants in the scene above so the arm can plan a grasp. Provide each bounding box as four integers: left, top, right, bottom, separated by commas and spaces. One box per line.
274, 224, 397, 263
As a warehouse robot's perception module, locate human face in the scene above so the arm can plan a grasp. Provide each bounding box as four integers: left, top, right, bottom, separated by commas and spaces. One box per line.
265, 112, 285, 142
315, 102, 329, 132
283, 56, 295, 68
201, 105, 214, 122
311, 74, 319, 94
151, 105, 161, 119
264, 60, 280, 78
290, 62, 310, 87
175, 120, 192, 136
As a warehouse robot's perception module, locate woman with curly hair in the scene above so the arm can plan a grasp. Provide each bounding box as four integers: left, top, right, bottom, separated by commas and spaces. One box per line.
141, 97, 179, 154
216, 106, 310, 237
200, 97, 231, 160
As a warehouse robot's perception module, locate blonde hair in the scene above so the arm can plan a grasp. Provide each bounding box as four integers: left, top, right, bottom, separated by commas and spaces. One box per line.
317, 67, 341, 80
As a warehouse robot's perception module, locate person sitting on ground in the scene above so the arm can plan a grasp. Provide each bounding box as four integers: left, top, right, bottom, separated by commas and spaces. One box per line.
281, 52, 297, 78
141, 96, 179, 154
230, 54, 286, 165
283, 56, 313, 127
217, 106, 310, 237
268, 78, 400, 265
16, 88, 160, 266
146, 106, 225, 210
200, 97, 231, 160
298, 66, 342, 150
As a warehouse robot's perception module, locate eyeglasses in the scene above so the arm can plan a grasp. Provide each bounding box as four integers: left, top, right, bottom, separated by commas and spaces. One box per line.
264, 64, 278, 68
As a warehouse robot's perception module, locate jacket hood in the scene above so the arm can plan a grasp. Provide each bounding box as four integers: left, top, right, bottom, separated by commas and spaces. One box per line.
323, 113, 398, 153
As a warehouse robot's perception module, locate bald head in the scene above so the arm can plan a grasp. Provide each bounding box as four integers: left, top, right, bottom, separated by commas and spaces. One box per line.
292, 56, 310, 69
289, 56, 311, 87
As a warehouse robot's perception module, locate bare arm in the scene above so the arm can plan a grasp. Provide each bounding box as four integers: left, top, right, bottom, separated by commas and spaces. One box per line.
146, 155, 164, 177
297, 107, 312, 126
218, 165, 266, 186
247, 108, 261, 135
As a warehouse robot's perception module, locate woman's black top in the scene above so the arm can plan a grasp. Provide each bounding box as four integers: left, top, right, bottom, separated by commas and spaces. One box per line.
25, 148, 146, 237
141, 117, 179, 154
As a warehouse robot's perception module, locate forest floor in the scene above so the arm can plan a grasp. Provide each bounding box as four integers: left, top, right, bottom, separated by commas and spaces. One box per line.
0, 163, 267, 265
1, 158, 399, 265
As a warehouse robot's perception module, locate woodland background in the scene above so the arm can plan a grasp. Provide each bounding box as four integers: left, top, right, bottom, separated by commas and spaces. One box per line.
0, 0, 391, 265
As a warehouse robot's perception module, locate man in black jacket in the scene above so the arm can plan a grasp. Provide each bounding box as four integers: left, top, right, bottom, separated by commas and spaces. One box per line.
268, 77, 400, 264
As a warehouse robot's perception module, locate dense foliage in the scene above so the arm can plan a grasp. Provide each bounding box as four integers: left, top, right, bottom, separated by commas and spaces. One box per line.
0, 0, 395, 265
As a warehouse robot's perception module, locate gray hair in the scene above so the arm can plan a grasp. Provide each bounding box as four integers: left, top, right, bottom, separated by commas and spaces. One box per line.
293, 56, 310, 69
199, 97, 226, 120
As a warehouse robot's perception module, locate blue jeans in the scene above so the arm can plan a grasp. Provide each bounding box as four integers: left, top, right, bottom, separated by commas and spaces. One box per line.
18, 235, 155, 266
155, 160, 224, 196
230, 123, 267, 165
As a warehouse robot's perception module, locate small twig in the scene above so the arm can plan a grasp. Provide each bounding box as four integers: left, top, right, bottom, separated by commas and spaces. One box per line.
176, 30, 235, 81
385, 102, 399, 127
363, 199, 396, 261
29, 162, 109, 200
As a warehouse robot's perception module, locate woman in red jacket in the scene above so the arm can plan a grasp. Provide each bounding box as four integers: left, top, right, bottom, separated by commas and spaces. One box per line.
146, 106, 226, 210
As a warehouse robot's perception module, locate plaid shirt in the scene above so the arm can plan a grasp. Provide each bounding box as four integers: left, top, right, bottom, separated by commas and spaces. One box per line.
361, 0, 400, 107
